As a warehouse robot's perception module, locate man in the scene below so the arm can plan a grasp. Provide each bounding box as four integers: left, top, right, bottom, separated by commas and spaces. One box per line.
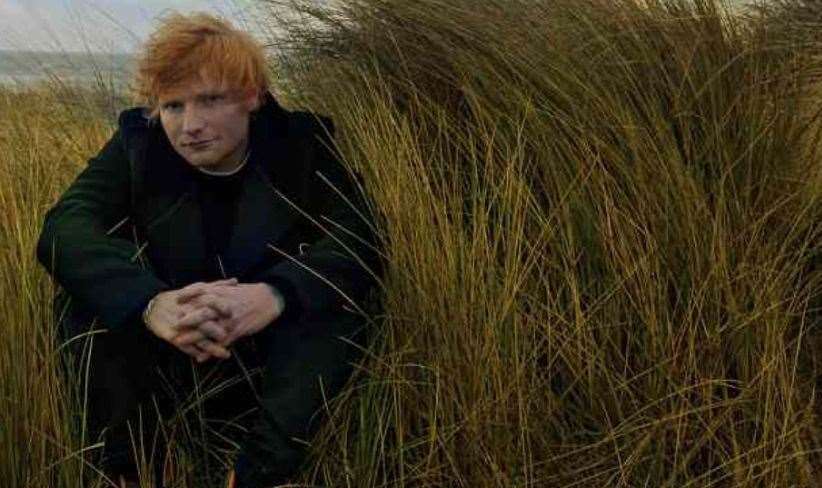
36, 12, 382, 488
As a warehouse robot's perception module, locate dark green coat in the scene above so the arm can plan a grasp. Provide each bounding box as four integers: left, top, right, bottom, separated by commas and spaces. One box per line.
37, 93, 382, 331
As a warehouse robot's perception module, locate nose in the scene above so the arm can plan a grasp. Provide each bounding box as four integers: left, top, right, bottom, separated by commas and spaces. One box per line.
182, 105, 206, 136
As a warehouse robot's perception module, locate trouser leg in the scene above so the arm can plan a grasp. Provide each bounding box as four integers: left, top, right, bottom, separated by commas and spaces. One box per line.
55, 291, 172, 484
233, 309, 367, 488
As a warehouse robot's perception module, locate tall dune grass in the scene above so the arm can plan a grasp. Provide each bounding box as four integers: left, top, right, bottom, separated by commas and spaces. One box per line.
0, 86, 113, 486
2, 0, 822, 486
259, 0, 822, 486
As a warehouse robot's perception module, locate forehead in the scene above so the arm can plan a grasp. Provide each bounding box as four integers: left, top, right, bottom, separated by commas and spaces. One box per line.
158, 77, 227, 102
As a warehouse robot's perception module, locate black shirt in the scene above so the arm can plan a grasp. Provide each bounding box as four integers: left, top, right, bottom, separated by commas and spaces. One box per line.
192, 160, 249, 279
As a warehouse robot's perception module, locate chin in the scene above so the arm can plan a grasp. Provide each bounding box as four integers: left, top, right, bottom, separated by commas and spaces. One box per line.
185, 155, 217, 167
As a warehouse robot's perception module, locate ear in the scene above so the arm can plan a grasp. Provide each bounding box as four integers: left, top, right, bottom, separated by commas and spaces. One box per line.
242, 89, 261, 113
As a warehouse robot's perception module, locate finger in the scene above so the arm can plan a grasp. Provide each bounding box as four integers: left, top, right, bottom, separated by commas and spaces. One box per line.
198, 294, 234, 317
175, 306, 218, 329
176, 305, 192, 319
176, 278, 237, 304
199, 321, 229, 342
178, 343, 205, 360
190, 340, 212, 363
175, 281, 207, 303
176, 287, 210, 304
216, 277, 239, 286
196, 339, 231, 360
180, 277, 237, 293
173, 328, 207, 347
178, 292, 234, 318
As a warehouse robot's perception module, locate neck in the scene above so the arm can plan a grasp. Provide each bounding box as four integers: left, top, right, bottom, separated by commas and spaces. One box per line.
196, 149, 250, 176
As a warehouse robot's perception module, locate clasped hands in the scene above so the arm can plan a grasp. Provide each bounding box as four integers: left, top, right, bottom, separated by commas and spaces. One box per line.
144, 278, 286, 363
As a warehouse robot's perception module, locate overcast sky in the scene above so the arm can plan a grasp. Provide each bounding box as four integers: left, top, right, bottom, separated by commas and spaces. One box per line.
0, 0, 269, 52
0, 0, 750, 53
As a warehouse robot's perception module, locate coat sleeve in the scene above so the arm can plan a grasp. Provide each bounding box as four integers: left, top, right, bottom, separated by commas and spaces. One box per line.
256, 117, 384, 322
36, 127, 170, 330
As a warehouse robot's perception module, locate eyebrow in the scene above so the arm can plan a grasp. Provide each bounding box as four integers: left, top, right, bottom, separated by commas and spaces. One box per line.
195, 91, 225, 101
160, 90, 226, 106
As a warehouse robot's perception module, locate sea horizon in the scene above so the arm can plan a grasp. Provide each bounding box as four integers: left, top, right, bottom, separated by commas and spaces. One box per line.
0, 49, 134, 87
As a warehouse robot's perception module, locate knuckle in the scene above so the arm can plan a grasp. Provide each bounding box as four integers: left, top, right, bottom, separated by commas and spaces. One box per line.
213, 329, 227, 340
201, 324, 215, 337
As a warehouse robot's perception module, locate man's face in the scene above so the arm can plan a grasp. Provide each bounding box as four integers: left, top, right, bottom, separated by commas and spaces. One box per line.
158, 77, 259, 172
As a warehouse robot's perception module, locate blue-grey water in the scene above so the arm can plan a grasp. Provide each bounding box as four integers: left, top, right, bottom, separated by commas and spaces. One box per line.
0, 50, 133, 88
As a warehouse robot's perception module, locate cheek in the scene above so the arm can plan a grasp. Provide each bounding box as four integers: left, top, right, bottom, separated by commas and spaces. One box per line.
161, 118, 180, 143
228, 120, 250, 142
231, 126, 247, 142
223, 111, 250, 137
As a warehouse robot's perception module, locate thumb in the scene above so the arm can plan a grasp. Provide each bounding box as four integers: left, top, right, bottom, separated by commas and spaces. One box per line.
212, 277, 239, 286
176, 278, 239, 303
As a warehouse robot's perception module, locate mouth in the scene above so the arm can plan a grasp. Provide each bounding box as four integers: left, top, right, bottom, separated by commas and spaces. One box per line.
185, 139, 214, 149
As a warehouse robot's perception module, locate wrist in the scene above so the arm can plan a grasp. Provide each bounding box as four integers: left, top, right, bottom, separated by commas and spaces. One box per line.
263, 283, 285, 314
142, 295, 158, 327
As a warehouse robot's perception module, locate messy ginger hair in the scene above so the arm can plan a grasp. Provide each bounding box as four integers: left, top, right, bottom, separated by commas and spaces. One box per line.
134, 12, 270, 117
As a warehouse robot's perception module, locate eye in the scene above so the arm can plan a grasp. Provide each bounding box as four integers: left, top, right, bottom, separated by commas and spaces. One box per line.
161, 101, 182, 113
204, 94, 224, 105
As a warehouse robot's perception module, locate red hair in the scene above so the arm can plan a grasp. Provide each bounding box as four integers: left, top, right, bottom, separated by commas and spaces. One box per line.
134, 12, 269, 117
